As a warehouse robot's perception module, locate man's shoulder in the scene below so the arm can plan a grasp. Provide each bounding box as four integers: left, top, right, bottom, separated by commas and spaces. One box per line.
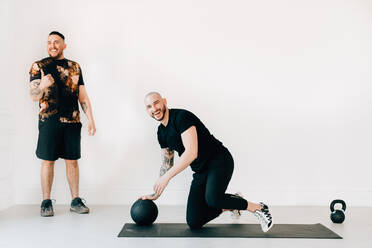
65, 59, 81, 68
31, 57, 53, 66
171, 108, 198, 120
171, 108, 192, 116
30, 57, 52, 75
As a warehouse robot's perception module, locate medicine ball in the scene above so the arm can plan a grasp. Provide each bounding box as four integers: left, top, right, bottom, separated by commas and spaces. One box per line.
330, 199, 346, 224
130, 199, 158, 225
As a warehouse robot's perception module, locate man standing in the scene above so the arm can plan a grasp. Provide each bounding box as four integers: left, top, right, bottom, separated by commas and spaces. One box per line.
29, 31, 96, 217
142, 92, 273, 232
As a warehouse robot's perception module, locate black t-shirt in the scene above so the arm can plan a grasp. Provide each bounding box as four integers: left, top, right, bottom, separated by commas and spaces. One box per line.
157, 109, 224, 172
29, 57, 84, 123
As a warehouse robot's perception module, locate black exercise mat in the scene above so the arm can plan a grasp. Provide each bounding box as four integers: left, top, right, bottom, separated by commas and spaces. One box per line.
118, 223, 342, 239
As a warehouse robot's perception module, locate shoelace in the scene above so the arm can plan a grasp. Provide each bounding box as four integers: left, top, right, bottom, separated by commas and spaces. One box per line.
255, 203, 272, 224
261, 208, 272, 221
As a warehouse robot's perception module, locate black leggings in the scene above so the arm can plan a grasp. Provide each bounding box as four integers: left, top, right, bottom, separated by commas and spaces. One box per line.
186, 148, 248, 229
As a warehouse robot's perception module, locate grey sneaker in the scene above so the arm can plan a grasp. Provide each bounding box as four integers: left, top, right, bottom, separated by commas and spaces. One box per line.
70, 197, 89, 214
254, 202, 273, 232
40, 199, 54, 217
230, 192, 244, 219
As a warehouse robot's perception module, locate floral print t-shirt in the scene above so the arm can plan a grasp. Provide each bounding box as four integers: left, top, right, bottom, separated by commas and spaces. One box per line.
29, 57, 84, 123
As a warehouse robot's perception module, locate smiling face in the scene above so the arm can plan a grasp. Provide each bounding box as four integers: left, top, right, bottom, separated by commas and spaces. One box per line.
144, 92, 168, 122
47, 34, 66, 59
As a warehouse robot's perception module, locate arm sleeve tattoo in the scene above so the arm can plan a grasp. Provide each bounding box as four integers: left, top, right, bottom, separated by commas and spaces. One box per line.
159, 148, 174, 177
29, 79, 43, 97
30, 88, 41, 96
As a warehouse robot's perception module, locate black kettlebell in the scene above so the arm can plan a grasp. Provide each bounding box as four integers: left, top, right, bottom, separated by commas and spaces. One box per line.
330, 199, 346, 223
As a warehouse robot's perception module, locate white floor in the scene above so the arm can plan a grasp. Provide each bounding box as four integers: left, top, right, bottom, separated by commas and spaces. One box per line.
0, 205, 370, 248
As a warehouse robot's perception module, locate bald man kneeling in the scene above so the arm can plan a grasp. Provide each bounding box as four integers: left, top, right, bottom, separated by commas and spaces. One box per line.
140, 92, 273, 232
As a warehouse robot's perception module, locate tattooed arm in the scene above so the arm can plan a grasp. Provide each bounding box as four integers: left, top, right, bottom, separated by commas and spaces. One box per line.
78, 85, 96, 135
29, 79, 44, 101
152, 126, 198, 197
140, 148, 173, 200
142, 148, 174, 200
159, 148, 175, 177
142, 127, 198, 200
29, 70, 54, 102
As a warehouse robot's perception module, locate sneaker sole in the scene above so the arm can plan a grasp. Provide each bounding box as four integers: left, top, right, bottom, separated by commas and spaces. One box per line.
70, 208, 89, 214
263, 221, 274, 233
40, 212, 54, 217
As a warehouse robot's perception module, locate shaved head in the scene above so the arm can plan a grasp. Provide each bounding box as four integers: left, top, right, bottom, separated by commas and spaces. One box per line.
144, 91, 168, 122
144, 91, 162, 100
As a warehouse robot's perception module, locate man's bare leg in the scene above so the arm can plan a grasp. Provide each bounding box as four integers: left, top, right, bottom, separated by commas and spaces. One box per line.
65, 159, 79, 199
246, 201, 262, 213
40, 160, 55, 217
65, 159, 89, 214
41, 160, 55, 200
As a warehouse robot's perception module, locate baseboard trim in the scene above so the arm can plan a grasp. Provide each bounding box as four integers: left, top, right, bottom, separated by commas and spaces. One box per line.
14, 188, 372, 206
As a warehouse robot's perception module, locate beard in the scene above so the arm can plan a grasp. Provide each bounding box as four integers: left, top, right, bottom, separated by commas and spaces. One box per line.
48, 50, 63, 59
152, 107, 166, 121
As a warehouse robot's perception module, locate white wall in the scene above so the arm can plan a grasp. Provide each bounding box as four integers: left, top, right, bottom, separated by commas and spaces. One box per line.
0, 0, 15, 210
0, 111, 14, 211
5, 0, 372, 206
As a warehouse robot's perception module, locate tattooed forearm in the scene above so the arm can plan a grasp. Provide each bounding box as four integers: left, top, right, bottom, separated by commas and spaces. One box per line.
30, 88, 41, 96
29, 79, 44, 100
31, 79, 40, 87
159, 166, 168, 177
81, 102, 88, 113
159, 149, 174, 177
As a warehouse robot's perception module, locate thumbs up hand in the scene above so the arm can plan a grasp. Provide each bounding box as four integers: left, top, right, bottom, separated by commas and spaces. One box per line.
39, 69, 54, 90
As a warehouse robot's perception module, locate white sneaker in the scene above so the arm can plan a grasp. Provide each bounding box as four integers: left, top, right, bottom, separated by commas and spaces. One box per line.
230, 192, 244, 219
254, 202, 273, 232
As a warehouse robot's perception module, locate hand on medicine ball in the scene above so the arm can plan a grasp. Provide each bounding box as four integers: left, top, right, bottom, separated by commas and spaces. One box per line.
153, 174, 170, 197
140, 193, 159, 201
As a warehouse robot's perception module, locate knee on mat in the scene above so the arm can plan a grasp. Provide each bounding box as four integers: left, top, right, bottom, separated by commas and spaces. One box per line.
186, 217, 204, 229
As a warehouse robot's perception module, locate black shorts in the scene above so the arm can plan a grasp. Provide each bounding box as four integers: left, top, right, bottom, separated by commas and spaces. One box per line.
36, 119, 82, 161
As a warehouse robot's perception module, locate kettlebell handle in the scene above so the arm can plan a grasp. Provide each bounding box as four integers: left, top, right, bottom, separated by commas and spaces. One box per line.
330, 199, 346, 212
